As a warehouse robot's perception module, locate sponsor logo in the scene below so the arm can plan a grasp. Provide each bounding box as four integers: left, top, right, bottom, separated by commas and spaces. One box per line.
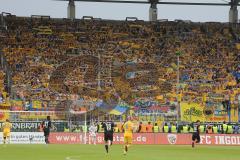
167, 134, 177, 144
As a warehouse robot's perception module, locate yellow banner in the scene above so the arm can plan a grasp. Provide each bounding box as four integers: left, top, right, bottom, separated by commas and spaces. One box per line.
19, 112, 66, 120
205, 109, 227, 122
181, 102, 205, 122
11, 100, 23, 107
181, 102, 236, 122
32, 100, 42, 109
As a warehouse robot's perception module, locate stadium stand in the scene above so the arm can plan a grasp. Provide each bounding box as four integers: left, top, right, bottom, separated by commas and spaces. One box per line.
0, 15, 239, 121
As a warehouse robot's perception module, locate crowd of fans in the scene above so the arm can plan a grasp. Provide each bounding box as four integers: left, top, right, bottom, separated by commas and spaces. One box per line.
0, 15, 239, 117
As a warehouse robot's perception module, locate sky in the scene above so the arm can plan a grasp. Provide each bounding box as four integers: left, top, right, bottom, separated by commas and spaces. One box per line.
0, 0, 236, 22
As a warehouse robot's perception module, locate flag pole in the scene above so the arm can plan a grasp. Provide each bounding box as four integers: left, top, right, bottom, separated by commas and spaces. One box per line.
176, 51, 181, 126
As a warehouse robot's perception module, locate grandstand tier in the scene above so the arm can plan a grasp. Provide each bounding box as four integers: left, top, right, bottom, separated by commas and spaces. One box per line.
0, 15, 239, 123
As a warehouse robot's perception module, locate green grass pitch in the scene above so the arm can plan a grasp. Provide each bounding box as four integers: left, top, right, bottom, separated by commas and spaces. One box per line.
1, 144, 240, 160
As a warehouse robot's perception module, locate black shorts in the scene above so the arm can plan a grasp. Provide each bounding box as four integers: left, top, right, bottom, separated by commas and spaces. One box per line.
192, 132, 200, 143
44, 129, 50, 137
104, 132, 113, 142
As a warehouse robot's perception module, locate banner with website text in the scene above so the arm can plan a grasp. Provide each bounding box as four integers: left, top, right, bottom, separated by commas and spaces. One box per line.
0, 132, 45, 144
49, 133, 240, 146
1, 132, 240, 145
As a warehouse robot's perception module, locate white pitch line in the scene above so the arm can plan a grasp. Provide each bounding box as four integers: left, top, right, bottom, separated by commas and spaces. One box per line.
65, 156, 81, 160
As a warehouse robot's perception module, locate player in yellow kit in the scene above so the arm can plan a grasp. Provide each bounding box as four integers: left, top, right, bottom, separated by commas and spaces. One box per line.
2, 119, 12, 144
122, 117, 133, 155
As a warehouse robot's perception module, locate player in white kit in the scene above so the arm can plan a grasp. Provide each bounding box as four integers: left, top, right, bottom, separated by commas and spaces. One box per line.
89, 123, 98, 145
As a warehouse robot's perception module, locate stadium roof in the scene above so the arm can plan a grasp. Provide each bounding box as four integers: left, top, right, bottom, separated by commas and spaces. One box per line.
58, 0, 240, 6
56, 0, 240, 22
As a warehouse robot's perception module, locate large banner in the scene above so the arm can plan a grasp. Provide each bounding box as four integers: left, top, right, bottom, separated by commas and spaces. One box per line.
180, 102, 236, 122
49, 133, 240, 146
0, 132, 45, 144
133, 99, 177, 121
181, 102, 205, 122
181, 102, 232, 122
0, 132, 240, 145
17, 111, 66, 120
0, 121, 67, 132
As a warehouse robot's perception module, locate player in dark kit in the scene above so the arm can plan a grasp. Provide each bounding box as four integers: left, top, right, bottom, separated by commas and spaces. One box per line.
102, 121, 115, 153
42, 116, 52, 144
192, 120, 201, 148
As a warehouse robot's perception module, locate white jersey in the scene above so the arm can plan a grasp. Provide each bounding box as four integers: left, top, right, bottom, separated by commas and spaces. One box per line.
89, 125, 98, 136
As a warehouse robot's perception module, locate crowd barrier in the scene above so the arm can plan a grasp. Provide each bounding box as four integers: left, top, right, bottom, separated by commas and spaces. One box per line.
1, 133, 240, 145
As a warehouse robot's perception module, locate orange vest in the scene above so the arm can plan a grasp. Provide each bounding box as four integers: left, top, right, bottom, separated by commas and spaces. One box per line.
207, 126, 213, 134
140, 124, 146, 133
146, 124, 153, 132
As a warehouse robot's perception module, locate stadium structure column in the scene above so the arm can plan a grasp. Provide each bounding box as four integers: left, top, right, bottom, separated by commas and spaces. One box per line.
0, 13, 3, 27
229, 6, 238, 23
68, 0, 76, 19
149, 0, 158, 21
229, 0, 239, 23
